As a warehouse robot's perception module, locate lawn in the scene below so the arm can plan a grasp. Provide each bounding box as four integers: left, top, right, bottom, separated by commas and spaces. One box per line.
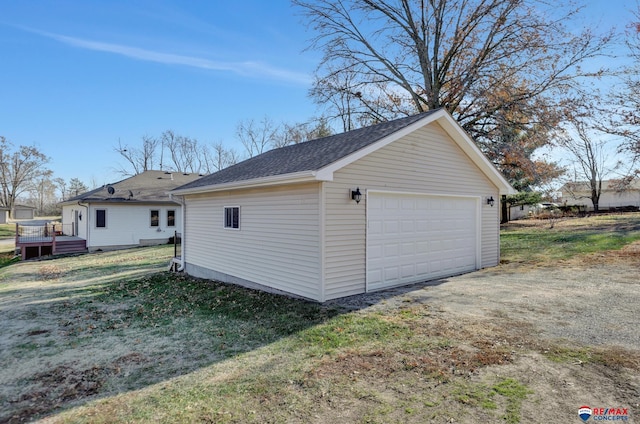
0, 222, 16, 238
500, 213, 640, 263
1, 214, 639, 423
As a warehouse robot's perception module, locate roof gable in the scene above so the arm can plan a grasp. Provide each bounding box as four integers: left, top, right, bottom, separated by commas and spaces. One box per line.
172, 109, 515, 195
61, 170, 203, 204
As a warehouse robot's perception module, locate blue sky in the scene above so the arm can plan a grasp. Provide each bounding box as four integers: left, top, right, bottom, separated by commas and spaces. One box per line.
0, 0, 635, 188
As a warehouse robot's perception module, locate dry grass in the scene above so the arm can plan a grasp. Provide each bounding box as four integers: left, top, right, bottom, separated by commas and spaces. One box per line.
1, 215, 640, 423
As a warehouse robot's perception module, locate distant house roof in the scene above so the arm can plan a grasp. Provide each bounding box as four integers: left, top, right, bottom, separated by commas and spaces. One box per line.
172, 109, 515, 195
60, 170, 204, 205
560, 180, 640, 193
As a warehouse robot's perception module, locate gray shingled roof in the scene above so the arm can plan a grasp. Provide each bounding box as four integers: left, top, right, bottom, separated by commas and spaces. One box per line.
61, 170, 203, 204
175, 110, 438, 191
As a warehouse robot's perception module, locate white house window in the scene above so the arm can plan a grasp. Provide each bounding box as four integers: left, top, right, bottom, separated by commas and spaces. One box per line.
150, 210, 160, 227
224, 206, 240, 229
96, 209, 106, 228
167, 210, 176, 227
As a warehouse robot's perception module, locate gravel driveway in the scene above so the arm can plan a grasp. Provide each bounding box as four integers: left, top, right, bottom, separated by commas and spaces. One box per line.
328, 256, 640, 351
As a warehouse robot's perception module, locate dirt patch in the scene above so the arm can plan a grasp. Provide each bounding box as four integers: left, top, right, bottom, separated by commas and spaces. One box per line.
4, 352, 151, 424
323, 258, 640, 421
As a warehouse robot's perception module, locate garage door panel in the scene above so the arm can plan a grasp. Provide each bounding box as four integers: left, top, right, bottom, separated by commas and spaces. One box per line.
384, 221, 399, 234
384, 266, 399, 281
367, 193, 478, 292
401, 264, 415, 278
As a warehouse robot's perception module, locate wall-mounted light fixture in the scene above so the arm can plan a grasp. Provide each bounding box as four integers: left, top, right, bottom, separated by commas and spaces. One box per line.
351, 187, 362, 204
487, 196, 495, 207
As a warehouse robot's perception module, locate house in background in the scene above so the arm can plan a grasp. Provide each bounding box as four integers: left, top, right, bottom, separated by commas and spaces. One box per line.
0, 205, 36, 224
560, 180, 640, 211
12, 205, 36, 220
0, 207, 9, 224
171, 109, 515, 302
59, 170, 202, 252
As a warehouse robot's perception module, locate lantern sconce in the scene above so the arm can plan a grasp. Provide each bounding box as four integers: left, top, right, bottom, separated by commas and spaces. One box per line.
351, 187, 362, 204
487, 196, 495, 207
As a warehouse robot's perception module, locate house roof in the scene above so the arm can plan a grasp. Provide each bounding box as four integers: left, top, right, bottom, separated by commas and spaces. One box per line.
560, 180, 640, 193
60, 170, 203, 205
172, 108, 515, 195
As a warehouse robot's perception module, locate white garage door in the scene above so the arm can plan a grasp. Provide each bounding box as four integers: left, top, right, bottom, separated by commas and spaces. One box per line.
367, 192, 479, 292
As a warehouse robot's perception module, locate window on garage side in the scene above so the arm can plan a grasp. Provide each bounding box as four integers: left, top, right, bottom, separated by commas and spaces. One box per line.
224, 206, 240, 229
96, 209, 106, 228
167, 210, 176, 227
150, 210, 160, 227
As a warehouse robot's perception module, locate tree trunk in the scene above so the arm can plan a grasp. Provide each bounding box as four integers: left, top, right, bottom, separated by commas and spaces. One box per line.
501, 195, 508, 224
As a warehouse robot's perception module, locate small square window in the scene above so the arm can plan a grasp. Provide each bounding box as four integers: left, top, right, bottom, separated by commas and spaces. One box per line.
224, 207, 240, 229
150, 210, 160, 227
167, 210, 176, 227
96, 209, 106, 228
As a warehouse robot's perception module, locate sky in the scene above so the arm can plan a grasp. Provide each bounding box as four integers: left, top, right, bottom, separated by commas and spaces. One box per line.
0, 0, 636, 188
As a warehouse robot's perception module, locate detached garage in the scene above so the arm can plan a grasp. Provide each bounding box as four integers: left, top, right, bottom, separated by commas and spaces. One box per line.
171, 109, 515, 302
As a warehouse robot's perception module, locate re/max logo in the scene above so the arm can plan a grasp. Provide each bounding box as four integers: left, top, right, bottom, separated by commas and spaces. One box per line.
592, 408, 628, 416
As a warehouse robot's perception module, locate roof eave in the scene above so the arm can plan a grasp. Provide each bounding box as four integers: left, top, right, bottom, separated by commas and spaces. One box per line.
170, 170, 321, 195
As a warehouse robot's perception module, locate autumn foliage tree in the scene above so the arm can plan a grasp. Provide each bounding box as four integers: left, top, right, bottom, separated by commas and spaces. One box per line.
294, 0, 612, 190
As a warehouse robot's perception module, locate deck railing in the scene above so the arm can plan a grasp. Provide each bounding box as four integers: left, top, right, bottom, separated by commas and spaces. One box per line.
16, 223, 77, 244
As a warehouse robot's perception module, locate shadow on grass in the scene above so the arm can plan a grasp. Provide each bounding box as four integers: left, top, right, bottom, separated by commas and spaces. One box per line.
0, 250, 453, 424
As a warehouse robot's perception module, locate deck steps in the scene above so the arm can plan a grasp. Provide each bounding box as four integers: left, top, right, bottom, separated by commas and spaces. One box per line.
54, 240, 87, 254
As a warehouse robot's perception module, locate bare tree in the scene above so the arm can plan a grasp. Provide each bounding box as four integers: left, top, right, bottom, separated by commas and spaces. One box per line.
594, 5, 640, 181
29, 170, 55, 215
115, 135, 159, 175
236, 117, 281, 157
295, 0, 613, 190
273, 118, 334, 148
559, 120, 620, 213
204, 142, 239, 172
162, 130, 202, 173
54, 177, 67, 201
0, 137, 51, 217
116, 131, 218, 176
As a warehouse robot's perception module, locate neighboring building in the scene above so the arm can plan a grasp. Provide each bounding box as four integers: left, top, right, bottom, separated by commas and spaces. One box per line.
171, 109, 515, 302
12, 205, 36, 220
0, 207, 9, 224
560, 180, 640, 211
508, 204, 537, 220
59, 170, 202, 252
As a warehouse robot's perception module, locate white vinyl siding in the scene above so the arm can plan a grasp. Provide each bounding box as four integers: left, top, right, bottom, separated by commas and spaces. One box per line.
83, 204, 183, 250
184, 183, 322, 301
323, 122, 499, 300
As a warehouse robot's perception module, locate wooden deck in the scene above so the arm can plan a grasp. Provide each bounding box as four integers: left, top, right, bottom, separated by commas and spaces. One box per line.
16, 236, 87, 260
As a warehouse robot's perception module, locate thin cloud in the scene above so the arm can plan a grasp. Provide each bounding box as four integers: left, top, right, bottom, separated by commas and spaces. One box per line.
30, 28, 312, 85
